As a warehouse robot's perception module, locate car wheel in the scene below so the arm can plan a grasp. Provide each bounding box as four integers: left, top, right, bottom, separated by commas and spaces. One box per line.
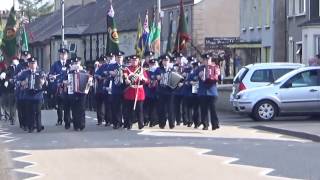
253, 100, 278, 121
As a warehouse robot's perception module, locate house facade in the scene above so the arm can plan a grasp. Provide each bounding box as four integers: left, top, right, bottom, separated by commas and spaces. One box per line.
229, 0, 286, 66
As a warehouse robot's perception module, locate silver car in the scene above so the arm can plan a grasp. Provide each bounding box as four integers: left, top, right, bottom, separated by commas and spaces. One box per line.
233, 66, 320, 121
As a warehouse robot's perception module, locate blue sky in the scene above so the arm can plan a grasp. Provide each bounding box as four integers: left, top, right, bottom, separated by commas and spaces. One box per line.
0, 0, 54, 10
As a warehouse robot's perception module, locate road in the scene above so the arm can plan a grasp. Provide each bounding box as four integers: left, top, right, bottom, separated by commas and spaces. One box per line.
0, 110, 320, 180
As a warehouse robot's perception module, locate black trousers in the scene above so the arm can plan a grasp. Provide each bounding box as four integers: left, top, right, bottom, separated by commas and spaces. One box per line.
185, 95, 200, 126
56, 95, 65, 123
95, 93, 105, 124
144, 97, 158, 126
111, 94, 123, 128
124, 100, 144, 129
26, 100, 42, 131
63, 95, 72, 125
17, 99, 28, 128
158, 94, 175, 129
173, 95, 184, 125
71, 95, 86, 130
104, 94, 112, 125
199, 96, 219, 128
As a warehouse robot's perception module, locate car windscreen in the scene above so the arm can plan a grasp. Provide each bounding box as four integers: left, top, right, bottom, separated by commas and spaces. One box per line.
233, 67, 248, 83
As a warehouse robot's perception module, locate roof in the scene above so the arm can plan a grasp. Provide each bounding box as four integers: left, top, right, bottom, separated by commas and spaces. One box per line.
28, 0, 194, 44
245, 63, 305, 69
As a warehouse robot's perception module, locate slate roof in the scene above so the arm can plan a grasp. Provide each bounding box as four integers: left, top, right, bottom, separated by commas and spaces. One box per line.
28, 0, 194, 44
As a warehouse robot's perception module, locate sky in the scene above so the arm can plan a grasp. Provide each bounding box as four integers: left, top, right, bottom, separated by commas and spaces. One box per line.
0, 0, 54, 10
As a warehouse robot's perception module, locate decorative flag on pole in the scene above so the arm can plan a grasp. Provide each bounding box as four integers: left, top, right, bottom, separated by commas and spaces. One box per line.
1, 7, 18, 60
142, 10, 150, 54
21, 25, 29, 52
135, 15, 143, 58
150, 9, 161, 56
166, 12, 173, 53
106, 1, 119, 54
174, 0, 190, 53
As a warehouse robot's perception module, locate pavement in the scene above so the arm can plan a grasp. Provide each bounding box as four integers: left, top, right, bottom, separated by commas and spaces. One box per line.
0, 110, 320, 180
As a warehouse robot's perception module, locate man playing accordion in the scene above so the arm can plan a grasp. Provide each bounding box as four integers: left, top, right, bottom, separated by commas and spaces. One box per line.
16, 57, 46, 133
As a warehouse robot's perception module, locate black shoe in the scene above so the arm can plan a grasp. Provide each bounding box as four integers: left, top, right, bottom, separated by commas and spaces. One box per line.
74, 128, 80, 131
113, 125, 119, 130
37, 128, 43, 133
105, 122, 111, 127
28, 129, 34, 133
23, 127, 28, 131
176, 122, 181, 126
80, 127, 85, 131
139, 125, 144, 130
202, 127, 208, 130
144, 122, 149, 126
212, 126, 220, 131
56, 121, 62, 126
65, 123, 70, 130
96, 122, 102, 126
169, 125, 175, 129
187, 123, 192, 127
159, 125, 165, 129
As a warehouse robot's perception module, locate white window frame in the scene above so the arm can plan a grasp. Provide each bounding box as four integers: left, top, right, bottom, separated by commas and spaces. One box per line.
295, 0, 306, 16
315, 36, 320, 55
288, 0, 294, 17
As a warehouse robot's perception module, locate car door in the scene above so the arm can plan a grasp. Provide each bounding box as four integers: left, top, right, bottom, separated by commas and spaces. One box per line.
278, 70, 320, 113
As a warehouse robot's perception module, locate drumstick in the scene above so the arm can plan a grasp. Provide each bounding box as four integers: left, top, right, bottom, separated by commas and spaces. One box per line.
133, 60, 145, 110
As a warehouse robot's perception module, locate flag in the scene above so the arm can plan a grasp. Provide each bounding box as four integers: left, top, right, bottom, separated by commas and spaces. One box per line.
142, 10, 150, 54
0, 14, 3, 47
149, 9, 161, 55
166, 13, 173, 53
106, 2, 119, 54
174, 0, 191, 52
135, 15, 143, 58
1, 7, 18, 58
21, 25, 29, 52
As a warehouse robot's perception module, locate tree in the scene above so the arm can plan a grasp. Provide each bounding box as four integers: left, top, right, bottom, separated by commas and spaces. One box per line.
18, 0, 54, 22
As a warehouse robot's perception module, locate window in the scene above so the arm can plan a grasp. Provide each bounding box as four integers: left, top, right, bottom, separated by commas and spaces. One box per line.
265, 0, 270, 26
288, 0, 294, 16
316, 36, 320, 55
295, 0, 306, 15
251, 69, 272, 82
287, 70, 319, 88
272, 69, 294, 81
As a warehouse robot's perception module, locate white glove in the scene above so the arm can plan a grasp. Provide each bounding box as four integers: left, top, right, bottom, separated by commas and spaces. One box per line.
4, 81, 8, 87
0, 72, 6, 80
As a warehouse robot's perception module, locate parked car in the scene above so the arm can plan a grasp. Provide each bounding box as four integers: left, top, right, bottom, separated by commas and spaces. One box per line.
233, 66, 320, 121
230, 63, 305, 105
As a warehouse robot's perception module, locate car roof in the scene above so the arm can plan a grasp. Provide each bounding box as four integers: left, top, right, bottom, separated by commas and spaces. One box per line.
244, 63, 305, 69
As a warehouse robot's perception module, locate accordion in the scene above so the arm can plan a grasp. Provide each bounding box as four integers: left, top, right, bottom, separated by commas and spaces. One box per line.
28, 72, 45, 91
167, 71, 184, 89
203, 65, 220, 85
67, 72, 93, 94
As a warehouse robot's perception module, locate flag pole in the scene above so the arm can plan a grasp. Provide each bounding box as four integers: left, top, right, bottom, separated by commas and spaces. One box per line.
157, 0, 161, 55
61, 0, 65, 49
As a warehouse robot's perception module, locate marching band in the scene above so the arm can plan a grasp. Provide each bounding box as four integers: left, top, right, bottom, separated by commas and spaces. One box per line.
3, 48, 221, 133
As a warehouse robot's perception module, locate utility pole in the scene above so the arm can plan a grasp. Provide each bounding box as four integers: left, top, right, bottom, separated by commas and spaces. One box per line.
61, 0, 65, 48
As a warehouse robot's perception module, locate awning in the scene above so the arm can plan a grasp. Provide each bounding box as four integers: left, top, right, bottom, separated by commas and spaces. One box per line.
227, 43, 262, 49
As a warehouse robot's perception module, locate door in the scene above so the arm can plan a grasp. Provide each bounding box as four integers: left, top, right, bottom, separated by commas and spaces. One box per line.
279, 70, 320, 113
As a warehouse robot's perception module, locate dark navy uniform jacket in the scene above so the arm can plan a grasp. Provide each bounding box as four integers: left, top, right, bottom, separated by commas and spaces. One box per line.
95, 63, 112, 94
49, 60, 70, 93
15, 60, 29, 100
195, 65, 218, 97
17, 69, 45, 101
108, 63, 125, 95
144, 67, 158, 99
155, 66, 173, 95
